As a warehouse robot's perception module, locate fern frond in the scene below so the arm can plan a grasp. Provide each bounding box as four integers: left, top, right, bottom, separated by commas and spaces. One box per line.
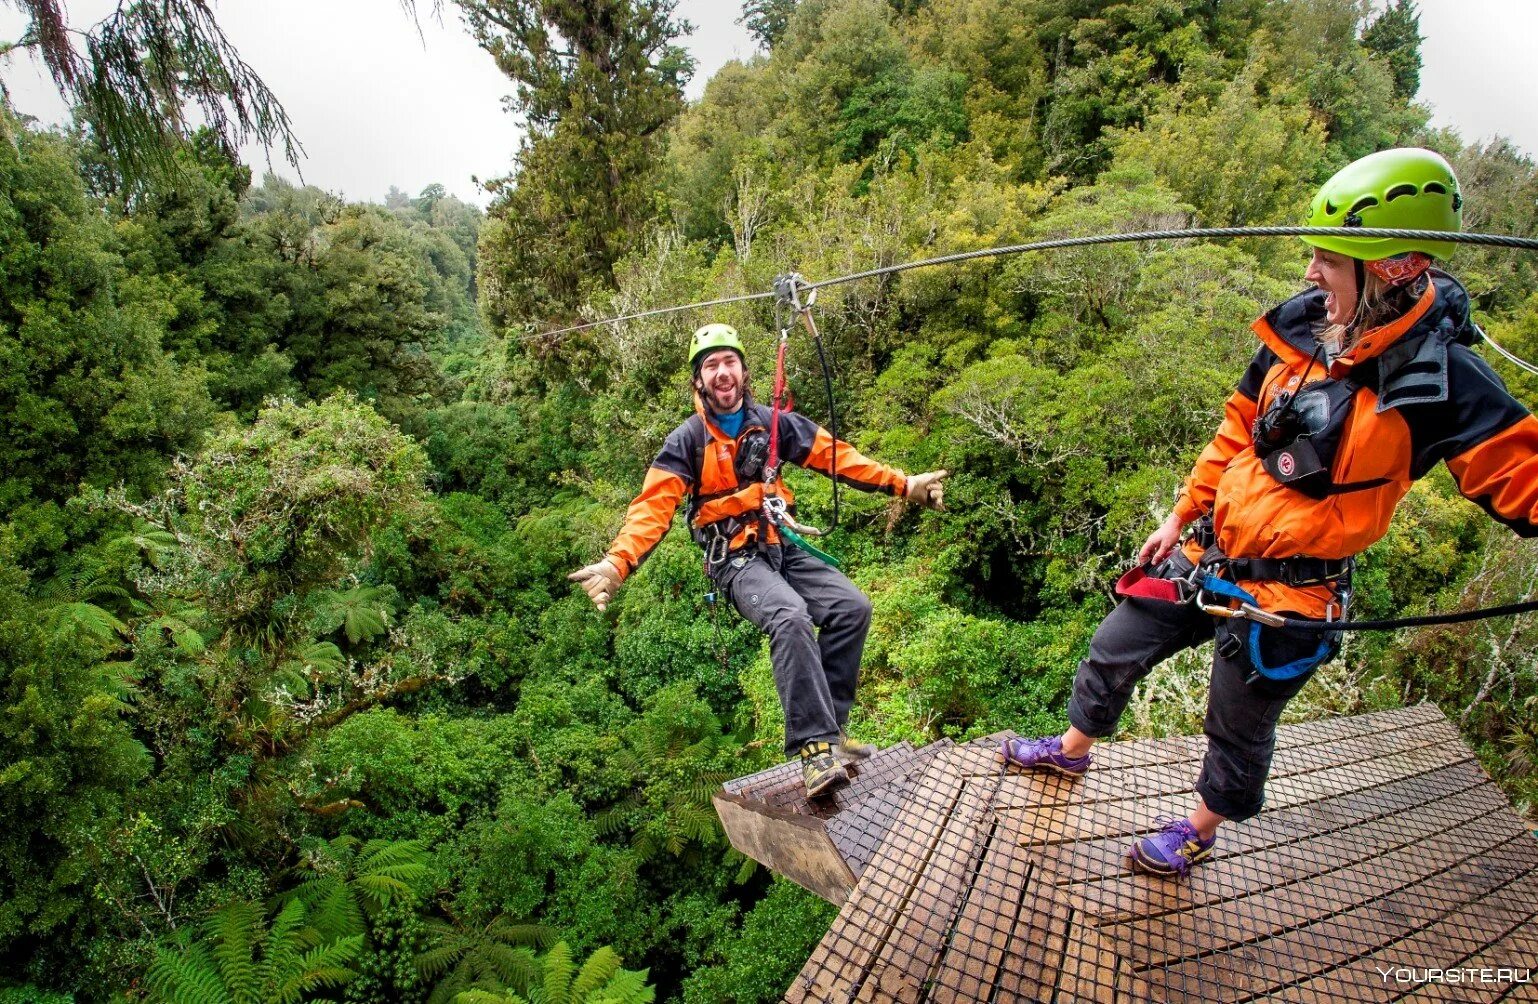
209, 900, 262, 1000
570, 946, 622, 999
540, 941, 576, 1003
594, 966, 655, 1004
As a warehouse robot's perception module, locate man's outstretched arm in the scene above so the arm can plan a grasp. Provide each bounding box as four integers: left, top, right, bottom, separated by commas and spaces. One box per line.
570, 425, 696, 610
779, 411, 947, 510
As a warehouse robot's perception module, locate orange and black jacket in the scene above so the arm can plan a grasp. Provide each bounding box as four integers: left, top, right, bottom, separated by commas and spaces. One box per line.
604, 395, 907, 581
1174, 272, 1538, 616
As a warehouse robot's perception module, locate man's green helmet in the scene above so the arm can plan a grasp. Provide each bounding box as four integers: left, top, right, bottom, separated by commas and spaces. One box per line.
1303, 147, 1462, 261
688, 323, 746, 370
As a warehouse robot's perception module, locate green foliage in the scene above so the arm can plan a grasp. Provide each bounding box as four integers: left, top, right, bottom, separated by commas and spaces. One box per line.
450, 941, 655, 1004
0, 117, 215, 517
143, 898, 364, 1004
679, 881, 836, 1004
6, 1, 1538, 1000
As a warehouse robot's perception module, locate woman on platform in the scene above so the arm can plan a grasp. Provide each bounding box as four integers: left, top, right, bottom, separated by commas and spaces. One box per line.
1003, 147, 1538, 876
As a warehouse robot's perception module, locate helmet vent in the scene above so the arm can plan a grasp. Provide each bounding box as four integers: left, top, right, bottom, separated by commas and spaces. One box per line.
1348, 196, 1380, 214
1324, 200, 1338, 216
1384, 183, 1418, 202
1423, 182, 1448, 195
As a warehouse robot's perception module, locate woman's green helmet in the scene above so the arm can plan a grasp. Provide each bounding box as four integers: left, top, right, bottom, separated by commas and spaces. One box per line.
1303, 147, 1462, 261
688, 323, 746, 370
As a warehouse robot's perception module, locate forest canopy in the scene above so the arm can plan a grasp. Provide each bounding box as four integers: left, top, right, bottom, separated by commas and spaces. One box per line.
2, 1, 1537, 1001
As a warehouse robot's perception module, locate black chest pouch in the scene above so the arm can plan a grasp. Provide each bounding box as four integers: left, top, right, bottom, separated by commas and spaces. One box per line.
1252, 379, 1358, 500
734, 428, 771, 483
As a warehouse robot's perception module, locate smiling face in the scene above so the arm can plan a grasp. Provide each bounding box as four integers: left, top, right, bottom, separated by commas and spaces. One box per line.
1305, 247, 1361, 327
695, 349, 746, 414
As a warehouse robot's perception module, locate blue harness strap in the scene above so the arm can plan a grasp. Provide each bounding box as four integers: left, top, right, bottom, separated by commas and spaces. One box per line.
1199, 574, 1334, 681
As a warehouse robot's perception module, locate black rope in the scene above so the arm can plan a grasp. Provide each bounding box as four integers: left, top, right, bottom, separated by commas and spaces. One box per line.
1275, 599, 1538, 633
811, 321, 840, 533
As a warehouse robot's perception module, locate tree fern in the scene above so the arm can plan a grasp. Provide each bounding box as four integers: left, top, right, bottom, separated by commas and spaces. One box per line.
277, 835, 427, 943
141, 898, 362, 1003
444, 942, 655, 1004
418, 912, 550, 1004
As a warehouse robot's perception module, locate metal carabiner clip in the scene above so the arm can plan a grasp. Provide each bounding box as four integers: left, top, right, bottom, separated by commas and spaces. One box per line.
705, 529, 730, 568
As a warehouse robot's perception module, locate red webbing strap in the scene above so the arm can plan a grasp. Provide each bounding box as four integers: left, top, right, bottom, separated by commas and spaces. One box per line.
1114, 564, 1186, 604
767, 335, 788, 477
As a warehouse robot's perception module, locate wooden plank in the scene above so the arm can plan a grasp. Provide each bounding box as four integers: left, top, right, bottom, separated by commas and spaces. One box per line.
923, 832, 1036, 1002
852, 753, 1000, 1003
1064, 782, 1512, 925
1391, 884, 1538, 1004
994, 720, 1462, 814
1262, 855, 1538, 1003
785, 747, 972, 1002
1142, 833, 1538, 1001
714, 793, 856, 905
1103, 810, 1531, 966
1003, 741, 1474, 848
1030, 760, 1491, 887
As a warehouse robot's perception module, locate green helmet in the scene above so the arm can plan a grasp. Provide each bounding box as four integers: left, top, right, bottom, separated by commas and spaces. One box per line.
1302, 147, 1462, 261
688, 323, 746, 370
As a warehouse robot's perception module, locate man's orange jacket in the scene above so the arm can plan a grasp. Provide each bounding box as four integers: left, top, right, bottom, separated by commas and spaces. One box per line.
1175, 273, 1538, 616
604, 396, 907, 581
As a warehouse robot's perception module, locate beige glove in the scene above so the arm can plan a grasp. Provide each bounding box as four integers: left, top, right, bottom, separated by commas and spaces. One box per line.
904, 470, 948, 511
567, 558, 623, 612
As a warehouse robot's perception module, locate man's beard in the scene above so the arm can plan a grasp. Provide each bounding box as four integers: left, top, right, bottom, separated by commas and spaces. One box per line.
705, 382, 743, 413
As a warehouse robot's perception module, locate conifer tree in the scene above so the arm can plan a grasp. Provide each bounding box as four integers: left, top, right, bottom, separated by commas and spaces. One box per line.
460, 0, 694, 328
1361, 0, 1422, 99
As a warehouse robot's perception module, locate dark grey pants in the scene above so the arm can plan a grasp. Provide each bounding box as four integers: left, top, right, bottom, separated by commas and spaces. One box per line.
1066, 554, 1329, 822
714, 544, 873, 755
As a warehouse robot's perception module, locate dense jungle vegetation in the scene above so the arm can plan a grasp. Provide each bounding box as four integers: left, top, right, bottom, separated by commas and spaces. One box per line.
3, 0, 1537, 1000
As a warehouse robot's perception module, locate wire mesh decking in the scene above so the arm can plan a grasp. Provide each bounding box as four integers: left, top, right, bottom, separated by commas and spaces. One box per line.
716, 705, 1538, 1002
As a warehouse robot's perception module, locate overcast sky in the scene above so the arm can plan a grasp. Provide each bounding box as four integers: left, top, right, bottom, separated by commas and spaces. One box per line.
1, 1, 1533, 208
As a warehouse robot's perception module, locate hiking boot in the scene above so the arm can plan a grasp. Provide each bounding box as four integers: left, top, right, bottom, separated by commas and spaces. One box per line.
837, 732, 877, 759
800, 741, 850, 798
1127, 816, 1217, 877
999, 735, 1092, 777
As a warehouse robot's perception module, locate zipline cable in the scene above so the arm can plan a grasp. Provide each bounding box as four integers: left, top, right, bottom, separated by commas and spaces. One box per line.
531, 225, 1538, 340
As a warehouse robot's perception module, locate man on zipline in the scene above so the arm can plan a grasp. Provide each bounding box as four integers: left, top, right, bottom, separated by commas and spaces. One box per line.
569, 324, 948, 797
1003, 147, 1538, 877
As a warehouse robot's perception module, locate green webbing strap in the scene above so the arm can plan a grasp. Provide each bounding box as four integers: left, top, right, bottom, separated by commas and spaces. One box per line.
779, 523, 841, 568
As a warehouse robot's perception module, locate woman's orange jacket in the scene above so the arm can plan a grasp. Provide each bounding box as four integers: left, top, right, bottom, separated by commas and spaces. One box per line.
604, 396, 907, 581
1174, 273, 1538, 616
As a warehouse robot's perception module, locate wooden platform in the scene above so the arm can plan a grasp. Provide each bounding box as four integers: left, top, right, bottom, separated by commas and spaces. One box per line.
716, 705, 1538, 1002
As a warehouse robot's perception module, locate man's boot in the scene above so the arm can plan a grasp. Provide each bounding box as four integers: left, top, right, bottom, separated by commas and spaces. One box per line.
800, 741, 850, 798
837, 731, 877, 759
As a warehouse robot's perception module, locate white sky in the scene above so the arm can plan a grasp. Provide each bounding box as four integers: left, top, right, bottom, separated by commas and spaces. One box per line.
0, 1, 1532, 208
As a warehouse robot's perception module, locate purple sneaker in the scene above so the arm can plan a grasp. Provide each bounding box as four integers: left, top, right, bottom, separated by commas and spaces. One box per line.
1128, 816, 1217, 877
999, 735, 1091, 777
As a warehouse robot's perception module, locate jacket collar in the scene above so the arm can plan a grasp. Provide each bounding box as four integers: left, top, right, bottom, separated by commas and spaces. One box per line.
1251, 271, 1477, 374
1251, 271, 1479, 412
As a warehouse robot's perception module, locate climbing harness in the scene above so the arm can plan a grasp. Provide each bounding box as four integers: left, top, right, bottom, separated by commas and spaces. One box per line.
1115, 525, 1538, 682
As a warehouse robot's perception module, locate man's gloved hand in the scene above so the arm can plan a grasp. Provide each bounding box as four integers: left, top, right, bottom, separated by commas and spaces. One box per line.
904, 470, 949, 511
567, 558, 623, 612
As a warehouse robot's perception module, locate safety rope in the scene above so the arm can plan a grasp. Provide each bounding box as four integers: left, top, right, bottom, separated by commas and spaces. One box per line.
1482, 329, 1538, 378
530, 226, 1538, 341
1267, 598, 1538, 633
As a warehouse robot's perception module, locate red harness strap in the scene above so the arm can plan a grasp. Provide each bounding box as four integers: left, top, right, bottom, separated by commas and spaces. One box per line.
767, 334, 788, 477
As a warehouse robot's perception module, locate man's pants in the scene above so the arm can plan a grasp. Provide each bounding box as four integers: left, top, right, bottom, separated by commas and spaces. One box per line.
715, 544, 873, 755
1067, 554, 1328, 822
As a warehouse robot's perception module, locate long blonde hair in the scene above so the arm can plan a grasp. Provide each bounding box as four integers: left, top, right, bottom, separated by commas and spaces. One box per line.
1321, 270, 1428, 356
